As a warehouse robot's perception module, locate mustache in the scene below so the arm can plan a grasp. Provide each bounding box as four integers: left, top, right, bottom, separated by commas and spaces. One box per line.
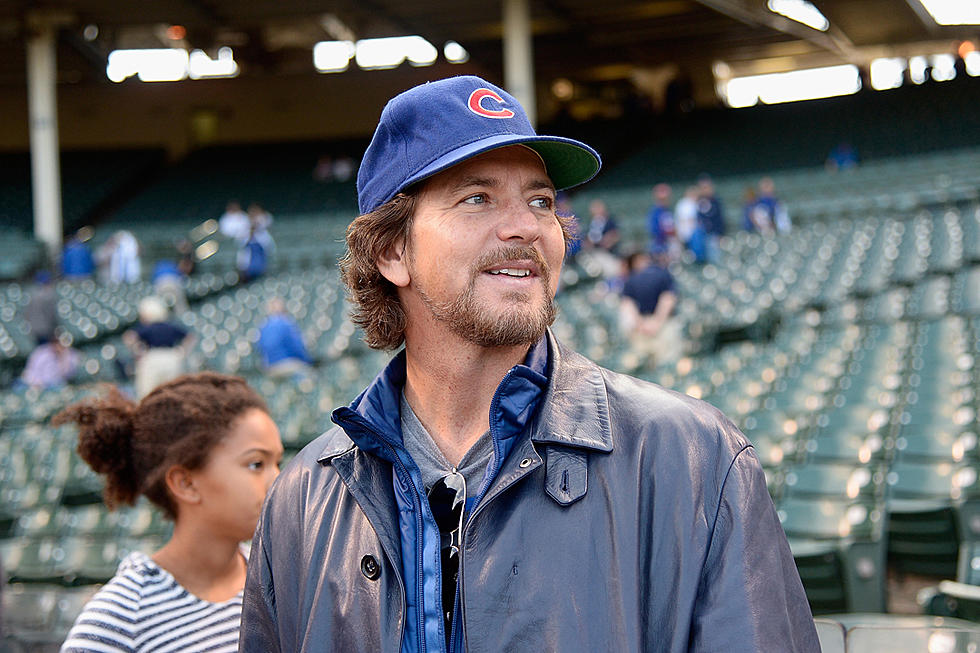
472, 245, 550, 279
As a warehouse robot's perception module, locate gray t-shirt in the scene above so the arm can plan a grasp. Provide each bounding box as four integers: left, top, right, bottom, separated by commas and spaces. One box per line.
400, 392, 493, 496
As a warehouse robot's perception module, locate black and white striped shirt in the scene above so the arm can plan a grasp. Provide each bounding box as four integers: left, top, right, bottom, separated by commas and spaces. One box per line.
61, 551, 243, 652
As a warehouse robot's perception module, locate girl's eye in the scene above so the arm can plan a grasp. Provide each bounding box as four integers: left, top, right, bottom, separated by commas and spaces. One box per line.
247, 461, 263, 471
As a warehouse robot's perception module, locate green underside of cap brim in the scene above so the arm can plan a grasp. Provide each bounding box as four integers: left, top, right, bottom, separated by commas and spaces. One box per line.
523, 140, 601, 191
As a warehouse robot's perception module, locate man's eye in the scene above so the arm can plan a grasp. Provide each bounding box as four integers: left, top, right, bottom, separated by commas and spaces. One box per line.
462, 194, 486, 205
530, 197, 553, 209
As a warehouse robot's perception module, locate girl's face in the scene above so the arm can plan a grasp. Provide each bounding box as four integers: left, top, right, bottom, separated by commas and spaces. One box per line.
189, 408, 284, 542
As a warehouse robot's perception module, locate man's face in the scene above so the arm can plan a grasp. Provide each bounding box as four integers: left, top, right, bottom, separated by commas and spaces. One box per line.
392, 145, 565, 348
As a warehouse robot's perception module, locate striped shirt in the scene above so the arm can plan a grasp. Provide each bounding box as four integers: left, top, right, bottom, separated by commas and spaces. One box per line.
61, 551, 243, 653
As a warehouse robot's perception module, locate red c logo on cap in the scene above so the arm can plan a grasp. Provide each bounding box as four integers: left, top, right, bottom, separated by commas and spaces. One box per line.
468, 88, 515, 119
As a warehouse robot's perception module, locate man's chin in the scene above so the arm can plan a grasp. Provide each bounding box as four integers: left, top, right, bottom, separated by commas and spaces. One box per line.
453, 304, 554, 348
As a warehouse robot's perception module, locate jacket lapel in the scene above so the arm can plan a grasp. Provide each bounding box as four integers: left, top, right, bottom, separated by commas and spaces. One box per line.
318, 431, 404, 575
532, 333, 614, 453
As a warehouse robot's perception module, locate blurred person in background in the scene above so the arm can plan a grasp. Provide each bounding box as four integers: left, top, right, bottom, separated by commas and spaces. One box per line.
696, 174, 725, 263
61, 232, 95, 281
584, 197, 620, 252
236, 225, 269, 284
219, 200, 250, 243
55, 372, 283, 653
748, 177, 791, 234
257, 298, 313, 379
25, 270, 58, 345
176, 238, 197, 277
124, 296, 193, 398
246, 203, 275, 252
18, 332, 79, 390
99, 230, 142, 284
674, 185, 700, 259
620, 249, 683, 367
647, 182, 677, 259
151, 258, 188, 315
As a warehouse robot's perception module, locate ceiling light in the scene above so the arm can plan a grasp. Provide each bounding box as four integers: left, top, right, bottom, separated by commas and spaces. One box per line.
444, 41, 469, 64
917, 0, 980, 25
355, 36, 437, 70
106, 49, 189, 83
767, 0, 830, 31
188, 47, 239, 79
313, 40, 355, 73
725, 64, 861, 107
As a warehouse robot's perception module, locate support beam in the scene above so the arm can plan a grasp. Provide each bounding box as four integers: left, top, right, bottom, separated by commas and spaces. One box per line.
502, 0, 536, 127
26, 15, 65, 261
695, 0, 858, 62
904, 0, 941, 34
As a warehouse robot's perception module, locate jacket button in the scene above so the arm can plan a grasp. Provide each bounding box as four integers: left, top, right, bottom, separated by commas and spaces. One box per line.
361, 555, 381, 580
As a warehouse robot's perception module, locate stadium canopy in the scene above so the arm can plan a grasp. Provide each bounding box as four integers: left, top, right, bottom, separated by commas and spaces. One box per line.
0, 0, 977, 255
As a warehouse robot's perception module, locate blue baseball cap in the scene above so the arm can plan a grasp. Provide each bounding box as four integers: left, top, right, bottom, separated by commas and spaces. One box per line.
357, 75, 601, 215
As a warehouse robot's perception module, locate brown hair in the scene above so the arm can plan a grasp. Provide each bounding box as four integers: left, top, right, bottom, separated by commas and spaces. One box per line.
52, 372, 268, 519
339, 189, 577, 351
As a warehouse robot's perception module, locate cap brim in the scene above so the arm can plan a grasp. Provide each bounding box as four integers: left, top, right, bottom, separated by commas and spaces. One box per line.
400, 134, 601, 196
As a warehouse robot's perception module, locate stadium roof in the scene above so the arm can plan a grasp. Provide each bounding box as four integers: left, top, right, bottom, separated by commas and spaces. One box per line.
0, 1, 976, 92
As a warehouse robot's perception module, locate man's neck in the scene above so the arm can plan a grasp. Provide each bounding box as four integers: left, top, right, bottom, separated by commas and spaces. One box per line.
403, 332, 530, 466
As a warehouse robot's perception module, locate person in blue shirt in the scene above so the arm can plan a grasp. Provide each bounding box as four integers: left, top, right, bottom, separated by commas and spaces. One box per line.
61, 233, 95, 280
695, 174, 725, 263
646, 182, 676, 257
257, 298, 313, 378
124, 296, 193, 398
620, 249, 683, 367
237, 226, 269, 283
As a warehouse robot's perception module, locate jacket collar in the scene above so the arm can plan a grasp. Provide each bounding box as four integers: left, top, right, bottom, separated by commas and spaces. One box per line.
318, 329, 614, 462
530, 330, 613, 453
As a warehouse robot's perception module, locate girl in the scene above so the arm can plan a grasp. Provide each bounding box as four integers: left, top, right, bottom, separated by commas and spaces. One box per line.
55, 372, 283, 652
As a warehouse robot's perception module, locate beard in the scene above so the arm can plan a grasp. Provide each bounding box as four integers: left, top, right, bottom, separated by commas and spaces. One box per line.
412, 245, 558, 347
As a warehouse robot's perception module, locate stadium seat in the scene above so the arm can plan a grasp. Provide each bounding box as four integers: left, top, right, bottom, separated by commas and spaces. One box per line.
778, 497, 887, 613
886, 459, 980, 577
922, 579, 980, 623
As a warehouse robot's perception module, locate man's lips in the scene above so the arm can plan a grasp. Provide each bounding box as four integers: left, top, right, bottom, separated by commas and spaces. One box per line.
483, 260, 540, 278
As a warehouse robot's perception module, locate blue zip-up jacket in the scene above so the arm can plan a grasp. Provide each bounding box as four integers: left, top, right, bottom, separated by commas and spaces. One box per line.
330, 337, 549, 653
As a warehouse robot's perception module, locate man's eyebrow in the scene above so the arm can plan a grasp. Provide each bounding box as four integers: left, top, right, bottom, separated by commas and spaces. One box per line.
525, 178, 556, 193
450, 175, 498, 194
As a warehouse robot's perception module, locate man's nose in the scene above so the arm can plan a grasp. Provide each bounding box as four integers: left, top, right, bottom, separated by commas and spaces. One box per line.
495, 199, 542, 243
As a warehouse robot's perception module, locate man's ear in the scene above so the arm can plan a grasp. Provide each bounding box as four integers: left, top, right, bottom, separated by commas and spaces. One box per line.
164, 466, 201, 506
377, 236, 411, 288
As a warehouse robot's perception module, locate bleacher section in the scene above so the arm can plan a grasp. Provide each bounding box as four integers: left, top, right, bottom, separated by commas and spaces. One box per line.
1, 138, 980, 648
0, 148, 166, 281
107, 141, 361, 227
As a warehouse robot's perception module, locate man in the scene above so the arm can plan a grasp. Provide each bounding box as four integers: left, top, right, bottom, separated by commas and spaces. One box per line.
620, 250, 683, 368
584, 198, 620, 252
647, 182, 677, 257
241, 75, 818, 652
24, 270, 57, 345
257, 297, 313, 378
695, 174, 725, 263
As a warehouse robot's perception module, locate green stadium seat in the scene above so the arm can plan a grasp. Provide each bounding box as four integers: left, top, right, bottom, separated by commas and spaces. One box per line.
778, 497, 887, 613
922, 580, 980, 622
781, 463, 885, 502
